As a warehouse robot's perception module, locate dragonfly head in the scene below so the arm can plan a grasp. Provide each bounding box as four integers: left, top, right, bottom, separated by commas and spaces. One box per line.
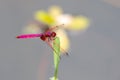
51, 32, 56, 37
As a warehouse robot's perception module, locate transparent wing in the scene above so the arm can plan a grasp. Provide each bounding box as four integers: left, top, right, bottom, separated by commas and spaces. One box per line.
45, 38, 61, 59
28, 20, 64, 33
52, 37, 69, 56
29, 20, 49, 32
46, 24, 64, 32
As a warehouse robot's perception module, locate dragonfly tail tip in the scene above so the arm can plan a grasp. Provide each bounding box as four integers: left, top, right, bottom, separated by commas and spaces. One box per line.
16, 36, 20, 39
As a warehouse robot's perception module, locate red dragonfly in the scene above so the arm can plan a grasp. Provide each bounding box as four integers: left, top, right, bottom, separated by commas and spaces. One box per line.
16, 24, 68, 57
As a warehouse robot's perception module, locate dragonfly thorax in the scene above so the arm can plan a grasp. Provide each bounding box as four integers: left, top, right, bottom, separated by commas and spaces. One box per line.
40, 32, 56, 41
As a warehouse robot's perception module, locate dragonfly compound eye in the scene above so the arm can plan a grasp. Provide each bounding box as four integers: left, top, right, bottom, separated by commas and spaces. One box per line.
40, 35, 46, 41
51, 32, 56, 37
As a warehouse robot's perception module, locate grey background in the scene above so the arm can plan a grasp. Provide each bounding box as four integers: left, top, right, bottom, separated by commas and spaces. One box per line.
0, 0, 120, 80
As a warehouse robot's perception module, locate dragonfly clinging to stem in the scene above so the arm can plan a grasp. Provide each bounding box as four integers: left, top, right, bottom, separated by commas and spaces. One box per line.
16, 24, 69, 58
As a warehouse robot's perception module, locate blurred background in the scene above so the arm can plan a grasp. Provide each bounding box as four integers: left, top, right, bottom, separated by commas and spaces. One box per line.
0, 0, 120, 80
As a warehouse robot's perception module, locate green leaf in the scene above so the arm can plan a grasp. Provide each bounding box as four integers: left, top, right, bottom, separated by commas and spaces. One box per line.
53, 37, 60, 68
50, 37, 60, 80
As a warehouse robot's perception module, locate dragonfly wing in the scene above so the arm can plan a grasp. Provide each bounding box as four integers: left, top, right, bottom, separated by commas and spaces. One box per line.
53, 37, 69, 56
59, 46, 69, 56
30, 20, 50, 31
46, 24, 64, 32
45, 39, 61, 59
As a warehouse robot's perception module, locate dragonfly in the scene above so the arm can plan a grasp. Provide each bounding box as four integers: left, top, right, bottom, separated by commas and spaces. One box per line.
16, 24, 69, 58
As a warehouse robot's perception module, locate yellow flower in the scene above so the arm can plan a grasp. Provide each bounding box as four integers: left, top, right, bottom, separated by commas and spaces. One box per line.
49, 5, 62, 18
55, 14, 73, 28
34, 5, 90, 32
55, 29, 70, 54
24, 5, 90, 54
68, 16, 90, 31
34, 11, 55, 26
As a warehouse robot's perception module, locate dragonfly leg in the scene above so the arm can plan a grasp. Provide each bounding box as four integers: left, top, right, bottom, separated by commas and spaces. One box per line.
52, 37, 69, 56
45, 38, 61, 59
